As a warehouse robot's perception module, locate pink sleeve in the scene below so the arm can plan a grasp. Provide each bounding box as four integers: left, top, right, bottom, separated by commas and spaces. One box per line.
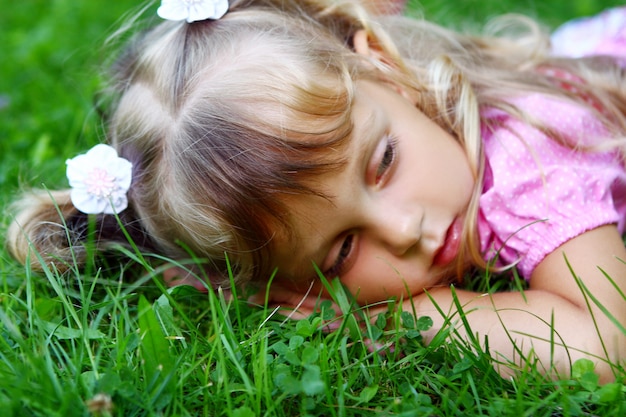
478, 96, 626, 279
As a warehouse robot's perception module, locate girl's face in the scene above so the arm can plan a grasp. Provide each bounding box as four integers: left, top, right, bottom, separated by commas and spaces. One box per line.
271, 80, 475, 304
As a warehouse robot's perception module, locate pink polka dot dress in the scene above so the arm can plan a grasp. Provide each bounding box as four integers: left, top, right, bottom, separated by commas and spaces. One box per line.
476, 7, 626, 279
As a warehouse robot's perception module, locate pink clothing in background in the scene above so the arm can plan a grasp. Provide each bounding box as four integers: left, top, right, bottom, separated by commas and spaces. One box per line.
477, 7, 626, 279
551, 6, 626, 60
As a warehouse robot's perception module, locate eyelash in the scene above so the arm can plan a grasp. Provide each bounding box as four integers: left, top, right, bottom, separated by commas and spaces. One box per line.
326, 234, 354, 277
375, 135, 398, 184
327, 135, 399, 276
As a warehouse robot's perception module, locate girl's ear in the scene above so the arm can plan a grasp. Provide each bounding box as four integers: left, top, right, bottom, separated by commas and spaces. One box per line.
352, 29, 392, 64
352, 29, 372, 56
352, 30, 416, 103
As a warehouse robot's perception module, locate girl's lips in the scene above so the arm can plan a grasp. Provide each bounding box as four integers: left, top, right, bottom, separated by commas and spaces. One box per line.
432, 217, 463, 267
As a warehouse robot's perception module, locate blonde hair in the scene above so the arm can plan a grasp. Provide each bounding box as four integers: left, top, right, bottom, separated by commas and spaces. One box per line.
7, 0, 626, 285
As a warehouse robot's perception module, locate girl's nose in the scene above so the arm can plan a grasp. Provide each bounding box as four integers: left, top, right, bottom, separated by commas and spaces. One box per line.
371, 206, 422, 256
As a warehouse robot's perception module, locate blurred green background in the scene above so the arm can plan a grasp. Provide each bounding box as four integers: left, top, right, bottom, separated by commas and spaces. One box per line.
1, 0, 624, 208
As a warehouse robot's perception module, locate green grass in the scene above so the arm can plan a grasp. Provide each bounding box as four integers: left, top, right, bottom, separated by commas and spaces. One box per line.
2, 0, 626, 416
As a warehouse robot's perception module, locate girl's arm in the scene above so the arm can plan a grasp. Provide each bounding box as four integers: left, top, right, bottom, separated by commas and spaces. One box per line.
402, 224, 626, 381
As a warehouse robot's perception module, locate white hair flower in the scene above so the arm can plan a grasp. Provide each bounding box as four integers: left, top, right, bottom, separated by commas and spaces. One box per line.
157, 0, 229, 23
66, 144, 133, 215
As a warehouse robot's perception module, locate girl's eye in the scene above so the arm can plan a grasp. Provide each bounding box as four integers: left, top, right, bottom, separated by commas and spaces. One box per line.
327, 234, 354, 277
375, 136, 397, 183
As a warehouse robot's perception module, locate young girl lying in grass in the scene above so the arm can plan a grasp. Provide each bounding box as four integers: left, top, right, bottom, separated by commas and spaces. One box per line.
7, 0, 626, 382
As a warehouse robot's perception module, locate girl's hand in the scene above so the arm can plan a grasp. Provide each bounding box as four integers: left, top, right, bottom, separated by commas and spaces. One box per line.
248, 282, 338, 320
162, 265, 210, 292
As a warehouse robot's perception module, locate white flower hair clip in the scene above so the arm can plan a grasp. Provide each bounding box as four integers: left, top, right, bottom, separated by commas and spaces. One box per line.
66, 144, 133, 215
157, 0, 229, 23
